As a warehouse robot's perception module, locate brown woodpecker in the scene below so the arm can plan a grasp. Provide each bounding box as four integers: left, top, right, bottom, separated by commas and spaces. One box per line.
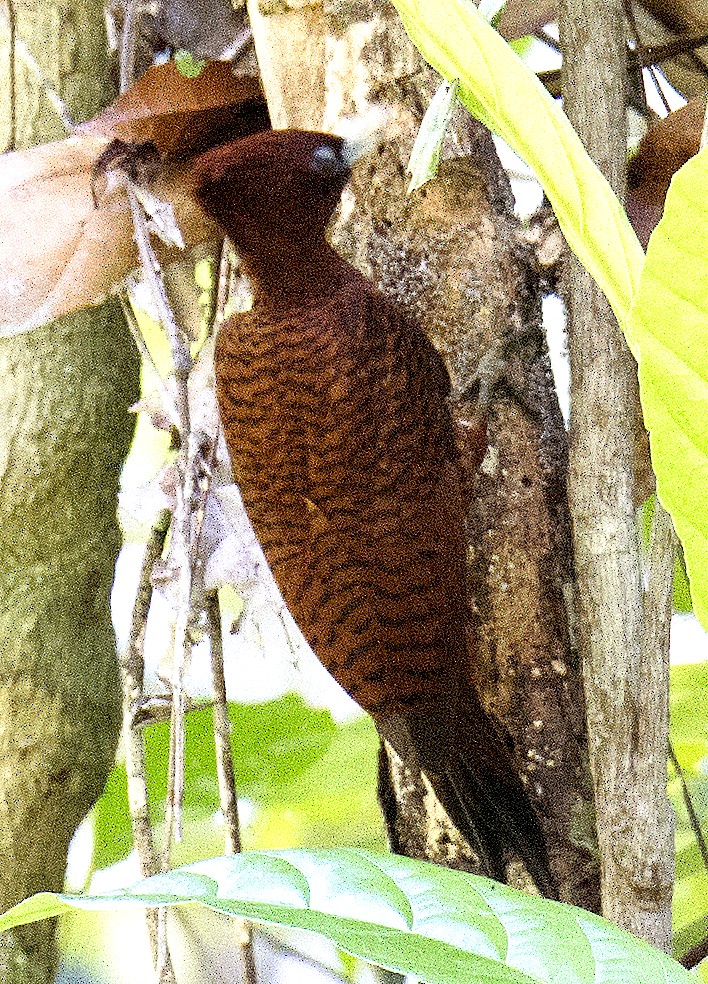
192, 128, 556, 896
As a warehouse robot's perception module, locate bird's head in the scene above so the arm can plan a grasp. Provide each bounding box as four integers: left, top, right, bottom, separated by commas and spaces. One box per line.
192, 129, 359, 246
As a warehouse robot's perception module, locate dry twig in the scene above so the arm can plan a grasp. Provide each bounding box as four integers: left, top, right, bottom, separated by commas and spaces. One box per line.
207, 591, 258, 983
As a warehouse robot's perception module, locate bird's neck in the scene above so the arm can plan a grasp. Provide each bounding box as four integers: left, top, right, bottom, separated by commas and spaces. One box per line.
233, 233, 349, 312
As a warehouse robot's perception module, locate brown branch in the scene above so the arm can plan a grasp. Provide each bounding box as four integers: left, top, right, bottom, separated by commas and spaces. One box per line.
122, 555, 158, 920
118, 291, 181, 430
120, 509, 174, 976
206, 591, 258, 984
538, 31, 708, 99
559, 0, 673, 948
118, 11, 184, 982
206, 593, 242, 854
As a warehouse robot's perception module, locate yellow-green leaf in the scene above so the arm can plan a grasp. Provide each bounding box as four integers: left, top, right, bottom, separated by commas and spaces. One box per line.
628, 148, 708, 627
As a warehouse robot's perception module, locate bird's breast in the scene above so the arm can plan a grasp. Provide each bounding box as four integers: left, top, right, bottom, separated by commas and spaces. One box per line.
214, 285, 468, 717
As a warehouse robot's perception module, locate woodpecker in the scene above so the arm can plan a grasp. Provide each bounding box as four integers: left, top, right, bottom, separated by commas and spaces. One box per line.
192, 128, 556, 896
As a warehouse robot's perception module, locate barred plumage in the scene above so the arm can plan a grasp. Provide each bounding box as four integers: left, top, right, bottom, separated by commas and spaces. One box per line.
194, 129, 556, 896
215, 277, 465, 714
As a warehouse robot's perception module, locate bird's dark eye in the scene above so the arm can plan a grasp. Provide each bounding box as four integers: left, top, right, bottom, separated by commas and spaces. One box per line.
311, 144, 341, 175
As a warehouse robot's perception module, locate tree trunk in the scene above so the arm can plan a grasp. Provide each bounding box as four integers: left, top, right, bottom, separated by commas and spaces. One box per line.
247, 0, 599, 906
559, 0, 675, 948
0, 3, 139, 981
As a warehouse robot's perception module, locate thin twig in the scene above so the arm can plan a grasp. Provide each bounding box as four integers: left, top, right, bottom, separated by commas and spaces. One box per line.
215, 237, 235, 325
669, 742, 708, 872
163, 428, 219, 846
206, 591, 259, 984
121, 37, 194, 860
0, 3, 73, 130
206, 592, 241, 854
227, 25, 255, 63
119, 0, 139, 95
163, 435, 197, 847
538, 29, 708, 103
120, 515, 170, 972
127, 191, 194, 851
128, 190, 193, 424
120, 512, 170, 968
119, 8, 182, 981
119, 291, 181, 430
624, 0, 671, 115
132, 694, 215, 727
535, 27, 560, 53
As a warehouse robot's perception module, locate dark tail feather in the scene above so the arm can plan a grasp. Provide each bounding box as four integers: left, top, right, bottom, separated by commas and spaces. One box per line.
436, 751, 558, 899
406, 702, 558, 898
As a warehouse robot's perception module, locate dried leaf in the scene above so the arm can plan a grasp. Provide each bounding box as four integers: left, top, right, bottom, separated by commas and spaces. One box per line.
76, 62, 269, 157
0, 138, 217, 335
627, 97, 705, 248
0, 62, 270, 335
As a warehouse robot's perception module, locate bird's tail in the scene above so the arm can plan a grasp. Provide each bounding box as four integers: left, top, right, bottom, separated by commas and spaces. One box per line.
408, 702, 558, 899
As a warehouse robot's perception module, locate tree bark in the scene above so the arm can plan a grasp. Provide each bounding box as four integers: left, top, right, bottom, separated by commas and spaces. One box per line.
0, 2, 139, 981
559, 0, 674, 948
247, 0, 598, 906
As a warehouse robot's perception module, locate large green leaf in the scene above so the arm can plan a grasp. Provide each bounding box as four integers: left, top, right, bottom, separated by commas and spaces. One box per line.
628, 148, 708, 628
388, 0, 644, 330
0, 850, 692, 983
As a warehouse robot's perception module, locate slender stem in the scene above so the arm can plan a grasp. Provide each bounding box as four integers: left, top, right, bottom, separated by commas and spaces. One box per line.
119, 10, 183, 981
207, 591, 259, 984
119, 290, 181, 430
207, 593, 242, 854
669, 743, 708, 872
215, 238, 234, 325
119, 0, 138, 94
120, 510, 174, 979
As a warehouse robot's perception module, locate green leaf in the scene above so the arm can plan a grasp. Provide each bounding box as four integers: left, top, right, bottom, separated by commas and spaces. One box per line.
670, 662, 708, 776
628, 147, 708, 629
0, 850, 693, 984
389, 0, 644, 328
174, 51, 207, 78
247, 713, 384, 851
407, 79, 459, 193
668, 661, 708, 960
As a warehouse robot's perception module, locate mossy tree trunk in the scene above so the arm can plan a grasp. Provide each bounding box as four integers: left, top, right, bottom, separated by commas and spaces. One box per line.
0, 3, 139, 981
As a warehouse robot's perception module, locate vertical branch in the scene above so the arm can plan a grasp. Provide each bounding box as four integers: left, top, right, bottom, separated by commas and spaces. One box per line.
206, 593, 242, 854
118, 11, 192, 980
120, 512, 170, 973
559, 0, 674, 946
206, 592, 258, 984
